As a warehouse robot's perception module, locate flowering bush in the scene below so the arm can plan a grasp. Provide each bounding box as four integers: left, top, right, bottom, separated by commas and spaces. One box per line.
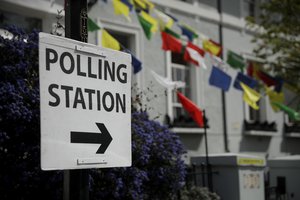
0, 26, 63, 199
90, 111, 186, 200
0, 26, 187, 199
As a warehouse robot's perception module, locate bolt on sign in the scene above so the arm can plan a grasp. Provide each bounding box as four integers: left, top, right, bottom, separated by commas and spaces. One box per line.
39, 33, 131, 170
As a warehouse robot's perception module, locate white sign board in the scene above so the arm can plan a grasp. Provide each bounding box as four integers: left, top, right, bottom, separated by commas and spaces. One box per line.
39, 33, 131, 170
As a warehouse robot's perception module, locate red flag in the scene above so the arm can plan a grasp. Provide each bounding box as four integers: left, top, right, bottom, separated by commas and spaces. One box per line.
177, 92, 204, 127
184, 42, 205, 65
161, 31, 182, 53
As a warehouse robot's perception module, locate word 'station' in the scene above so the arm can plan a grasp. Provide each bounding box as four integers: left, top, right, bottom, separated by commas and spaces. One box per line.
45, 48, 128, 113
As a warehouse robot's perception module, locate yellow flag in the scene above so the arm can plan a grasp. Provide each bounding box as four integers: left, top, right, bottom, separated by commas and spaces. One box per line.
154, 9, 174, 30
102, 30, 120, 51
140, 11, 158, 33
134, 0, 154, 10
203, 39, 221, 56
134, 0, 146, 9
265, 86, 284, 112
141, 0, 154, 10
112, 0, 131, 21
240, 82, 261, 110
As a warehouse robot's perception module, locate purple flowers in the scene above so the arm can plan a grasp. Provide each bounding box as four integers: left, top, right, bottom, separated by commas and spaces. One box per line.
90, 112, 187, 200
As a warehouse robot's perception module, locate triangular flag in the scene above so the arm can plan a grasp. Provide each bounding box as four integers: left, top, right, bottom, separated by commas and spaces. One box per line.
272, 102, 300, 121
88, 18, 101, 32
123, 48, 142, 74
161, 31, 182, 53
151, 70, 185, 89
209, 66, 232, 92
227, 50, 246, 72
240, 82, 261, 110
179, 24, 198, 41
265, 86, 284, 112
154, 9, 174, 30
112, 0, 131, 21
102, 30, 121, 51
203, 39, 222, 57
185, 47, 207, 69
234, 72, 258, 91
177, 91, 204, 127
137, 11, 158, 39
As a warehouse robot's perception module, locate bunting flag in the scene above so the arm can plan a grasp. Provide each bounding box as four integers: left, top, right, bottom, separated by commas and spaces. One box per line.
131, 54, 142, 74
165, 12, 178, 22
265, 86, 284, 112
123, 48, 142, 74
184, 42, 206, 68
210, 54, 227, 69
164, 27, 180, 39
137, 11, 158, 40
240, 82, 261, 110
177, 91, 204, 127
247, 62, 284, 92
161, 31, 182, 53
102, 30, 121, 50
134, 0, 154, 12
272, 102, 300, 121
185, 47, 207, 69
209, 66, 232, 92
88, 17, 101, 32
112, 0, 131, 21
227, 50, 246, 72
234, 72, 258, 91
179, 24, 198, 41
203, 39, 222, 57
151, 70, 185, 89
154, 9, 174, 30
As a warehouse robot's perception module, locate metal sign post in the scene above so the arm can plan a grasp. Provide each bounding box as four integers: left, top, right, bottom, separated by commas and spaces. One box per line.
65, 1, 88, 199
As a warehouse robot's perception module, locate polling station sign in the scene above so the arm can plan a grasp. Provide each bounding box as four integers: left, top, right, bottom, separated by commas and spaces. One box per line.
39, 33, 131, 170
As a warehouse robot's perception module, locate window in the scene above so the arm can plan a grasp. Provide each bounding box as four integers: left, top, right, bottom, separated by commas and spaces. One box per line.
96, 19, 142, 87
165, 50, 205, 129
244, 88, 277, 132
243, 0, 256, 18
284, 114, 300, 136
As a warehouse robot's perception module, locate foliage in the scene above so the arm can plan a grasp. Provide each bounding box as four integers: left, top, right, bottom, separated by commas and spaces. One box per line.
180, 186, 220, 200
247, 0, 300, 91
90, 111, 187, 200
0, 26, 187, 199
0, 26, 63, 199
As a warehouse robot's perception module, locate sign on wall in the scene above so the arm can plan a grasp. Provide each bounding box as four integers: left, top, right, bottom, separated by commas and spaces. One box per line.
39, 33, 131, 170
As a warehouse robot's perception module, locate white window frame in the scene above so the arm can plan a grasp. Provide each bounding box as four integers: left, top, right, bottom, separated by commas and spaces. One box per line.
96, 18, 143, 89
166, 45, 205, 133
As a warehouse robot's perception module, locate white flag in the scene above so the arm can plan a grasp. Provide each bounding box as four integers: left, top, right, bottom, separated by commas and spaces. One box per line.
186, 47, 208, 69
151, 70, 185, 89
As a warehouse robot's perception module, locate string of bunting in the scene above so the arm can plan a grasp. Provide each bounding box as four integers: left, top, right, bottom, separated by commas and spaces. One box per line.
88, 0, 300, 126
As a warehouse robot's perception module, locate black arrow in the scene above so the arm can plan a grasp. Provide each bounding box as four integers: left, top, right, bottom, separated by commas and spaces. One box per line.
70, 123, 112, 154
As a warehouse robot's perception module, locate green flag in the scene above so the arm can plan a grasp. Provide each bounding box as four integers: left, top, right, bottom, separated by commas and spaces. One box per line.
164, 27, 180, 39
137, 15, 152, 40
272, 102, 300, 121
88, 18, 101, 32
227, 50, 245, 72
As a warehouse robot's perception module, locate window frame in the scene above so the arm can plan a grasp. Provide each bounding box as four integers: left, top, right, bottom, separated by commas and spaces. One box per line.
165, 44, 205, 133
95, 18, 143, 88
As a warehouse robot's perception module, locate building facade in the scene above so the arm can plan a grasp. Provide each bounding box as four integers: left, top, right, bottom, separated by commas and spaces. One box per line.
1, 0, 299, 165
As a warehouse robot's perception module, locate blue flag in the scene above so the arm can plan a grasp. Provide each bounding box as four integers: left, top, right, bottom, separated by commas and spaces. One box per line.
179, 25, 198, 41
209, 66, 232, 92
123, 48, 142, 74
234, 72, 258, 91
132, 54, 142, 74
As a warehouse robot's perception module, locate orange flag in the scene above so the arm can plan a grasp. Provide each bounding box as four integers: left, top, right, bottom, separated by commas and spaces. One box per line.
177, 92, 204, 127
